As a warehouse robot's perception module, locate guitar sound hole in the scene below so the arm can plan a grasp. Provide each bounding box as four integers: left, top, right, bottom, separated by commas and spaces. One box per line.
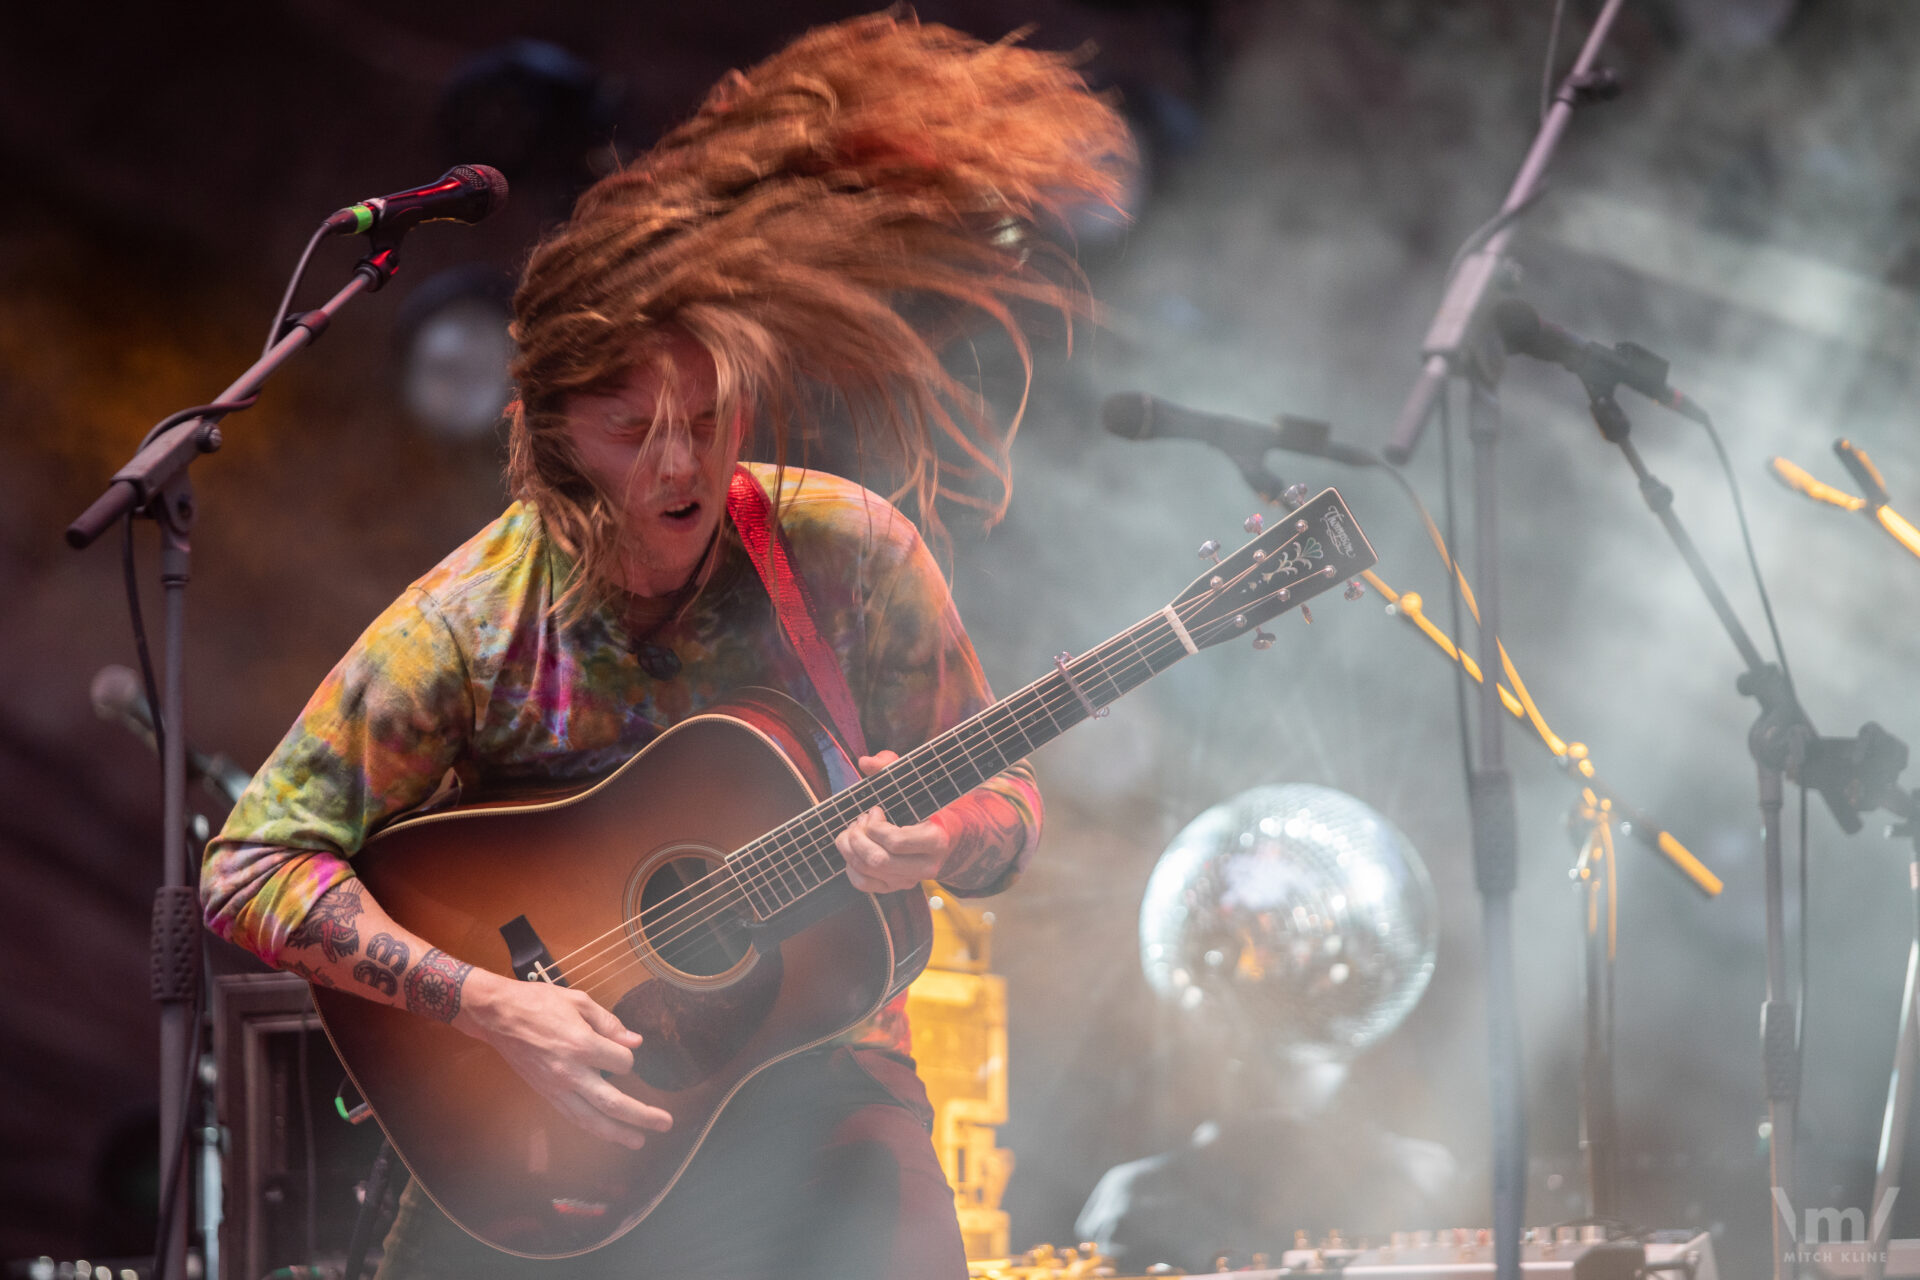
639, 854, 754, 979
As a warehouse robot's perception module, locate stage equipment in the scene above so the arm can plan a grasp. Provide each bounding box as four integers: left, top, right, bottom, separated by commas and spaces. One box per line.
1358, 565, 1718, 1218
1489, 298, 1708, 426
322, 164, 508, 239
1499, 296, 1918, 1280
1375, 6, 1631, 1275
62, 175, 504, 1280
1107, 384, 1721, 1220
212, 974, 388, 1280
1139, 784, 1437, 1063
393, 266, 516, 440
91, 664, 251, 805
1280, 1228, 1717, 1279
300, 491, 1378, 1257
1770, 439, 1920, 562
437, 42, 622, 198
963, 1232, 1717, 1280
1102, 393, 1381, 489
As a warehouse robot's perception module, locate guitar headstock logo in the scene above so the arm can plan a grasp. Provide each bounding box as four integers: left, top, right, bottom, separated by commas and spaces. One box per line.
1260, 535, 1324, 583
1322, 508, 1356, 561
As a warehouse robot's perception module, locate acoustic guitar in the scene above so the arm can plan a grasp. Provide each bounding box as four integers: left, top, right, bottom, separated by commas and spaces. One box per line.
310, 486, 1378, 1257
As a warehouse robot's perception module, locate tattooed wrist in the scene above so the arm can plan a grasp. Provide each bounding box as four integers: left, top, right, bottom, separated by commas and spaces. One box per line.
404, 948, 473, 1023
937, 801, 1029, 889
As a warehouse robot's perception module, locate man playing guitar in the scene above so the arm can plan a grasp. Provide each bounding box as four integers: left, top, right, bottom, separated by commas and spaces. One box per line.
201, 13, 1129, 1279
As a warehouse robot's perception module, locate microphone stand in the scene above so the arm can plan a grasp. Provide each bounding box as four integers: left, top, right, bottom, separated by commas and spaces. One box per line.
1574, 383, 1919, 1280
1370, 10, 1628, 1278
65, 241, 404, 1280
1380, 0, 1627, 467
1567, 793, 1620, 1220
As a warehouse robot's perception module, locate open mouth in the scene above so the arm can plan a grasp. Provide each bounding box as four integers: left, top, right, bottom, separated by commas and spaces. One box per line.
660, 500, 701, 525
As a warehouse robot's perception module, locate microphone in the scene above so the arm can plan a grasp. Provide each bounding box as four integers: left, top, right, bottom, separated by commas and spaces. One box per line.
1491, 298, 1709, 426
323, 164, 509, 238
91, 664, 253, 805
1102, 393, 1381, 486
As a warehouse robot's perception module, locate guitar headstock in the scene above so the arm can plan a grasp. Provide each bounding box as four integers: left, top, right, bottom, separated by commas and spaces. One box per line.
1169, 487, 1378, 650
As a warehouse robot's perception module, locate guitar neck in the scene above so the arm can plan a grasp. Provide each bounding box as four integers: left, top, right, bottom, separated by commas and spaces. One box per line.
729, 606, 1197, 919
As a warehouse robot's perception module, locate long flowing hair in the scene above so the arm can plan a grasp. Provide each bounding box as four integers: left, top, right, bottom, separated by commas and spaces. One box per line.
504, 10, 1132, 613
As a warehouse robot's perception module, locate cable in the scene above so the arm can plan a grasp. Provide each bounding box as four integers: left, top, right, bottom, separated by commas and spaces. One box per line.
1697, 411, 1795, 692
299, 1016, 319, 1265
1541, 0, 1571, 123
1442, 186, 1553, 288
122, 515, 166, 767
264, 223, 332, 358
1439, 386, 1478, 803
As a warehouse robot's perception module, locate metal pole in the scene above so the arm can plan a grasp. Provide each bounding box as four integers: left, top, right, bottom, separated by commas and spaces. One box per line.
1469, 380, 1527, 1280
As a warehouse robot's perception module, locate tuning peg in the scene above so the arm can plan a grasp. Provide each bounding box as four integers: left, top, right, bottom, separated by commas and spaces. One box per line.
1344, 578, 1365, 602
1252, 627, 1275, 650
1198, 538, 1222, 564
1243, 512, 1264, 534
1301, 605, 1314, 624
1283, 482, 1311, 508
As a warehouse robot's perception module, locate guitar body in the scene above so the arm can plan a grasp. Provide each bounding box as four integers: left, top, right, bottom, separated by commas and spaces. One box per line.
310, 689, 933, 1258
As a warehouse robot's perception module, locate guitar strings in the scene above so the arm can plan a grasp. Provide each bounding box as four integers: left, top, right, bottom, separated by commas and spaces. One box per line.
562, 610, 1231, 999
551, 597, 1192, 990
555, 591, 1258, 998
549, 563, 1298, 997
554, 595, 1266, 999
553, 610, 1187, 995
549, 605, 1172, 987
567, 613, 1249, 1001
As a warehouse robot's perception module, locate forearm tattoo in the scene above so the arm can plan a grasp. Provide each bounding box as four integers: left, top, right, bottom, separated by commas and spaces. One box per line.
352, 932, 412, 998
284, 957, 339, 989
287, 880, 363, 963
939, 798, 1030, 889
404, 948, 473, 1023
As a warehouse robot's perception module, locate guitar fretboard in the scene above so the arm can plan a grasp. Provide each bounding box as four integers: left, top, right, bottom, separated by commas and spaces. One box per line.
726, 608, 1193, 919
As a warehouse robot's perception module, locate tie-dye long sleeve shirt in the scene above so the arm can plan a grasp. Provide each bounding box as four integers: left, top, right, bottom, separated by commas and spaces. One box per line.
202, 464, 1041, 1054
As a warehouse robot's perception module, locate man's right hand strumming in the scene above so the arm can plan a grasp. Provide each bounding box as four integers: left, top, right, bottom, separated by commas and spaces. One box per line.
455, 970, 672, 1149
278, 878, 674, 1149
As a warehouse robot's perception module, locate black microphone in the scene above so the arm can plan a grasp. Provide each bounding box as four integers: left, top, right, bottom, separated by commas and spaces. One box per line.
1102, 393, 1381, 473
1492, 298, 1709, 426
323, 164, 509, 238
91, 664, 253, 805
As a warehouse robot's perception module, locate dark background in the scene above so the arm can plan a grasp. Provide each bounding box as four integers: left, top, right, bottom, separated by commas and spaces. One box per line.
5, 1, 1920, 1276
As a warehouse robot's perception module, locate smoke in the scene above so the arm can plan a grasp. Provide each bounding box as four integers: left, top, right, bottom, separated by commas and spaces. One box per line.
957, 2, 1920, 1265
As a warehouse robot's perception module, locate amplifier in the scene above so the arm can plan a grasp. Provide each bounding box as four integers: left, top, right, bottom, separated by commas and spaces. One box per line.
213, 972, 387, 1280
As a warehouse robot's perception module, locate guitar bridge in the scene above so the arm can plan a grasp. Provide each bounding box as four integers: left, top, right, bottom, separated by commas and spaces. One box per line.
500, 914, 567, 985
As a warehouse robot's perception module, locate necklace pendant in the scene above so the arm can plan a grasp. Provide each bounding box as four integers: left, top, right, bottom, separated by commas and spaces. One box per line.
636, 642, 682, 680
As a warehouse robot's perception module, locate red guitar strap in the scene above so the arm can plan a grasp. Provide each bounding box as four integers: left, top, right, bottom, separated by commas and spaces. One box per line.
726, 466, 871, 761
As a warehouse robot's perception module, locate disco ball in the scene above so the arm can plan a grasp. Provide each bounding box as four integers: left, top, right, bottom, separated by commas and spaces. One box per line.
1139, 784, 1438, 1063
